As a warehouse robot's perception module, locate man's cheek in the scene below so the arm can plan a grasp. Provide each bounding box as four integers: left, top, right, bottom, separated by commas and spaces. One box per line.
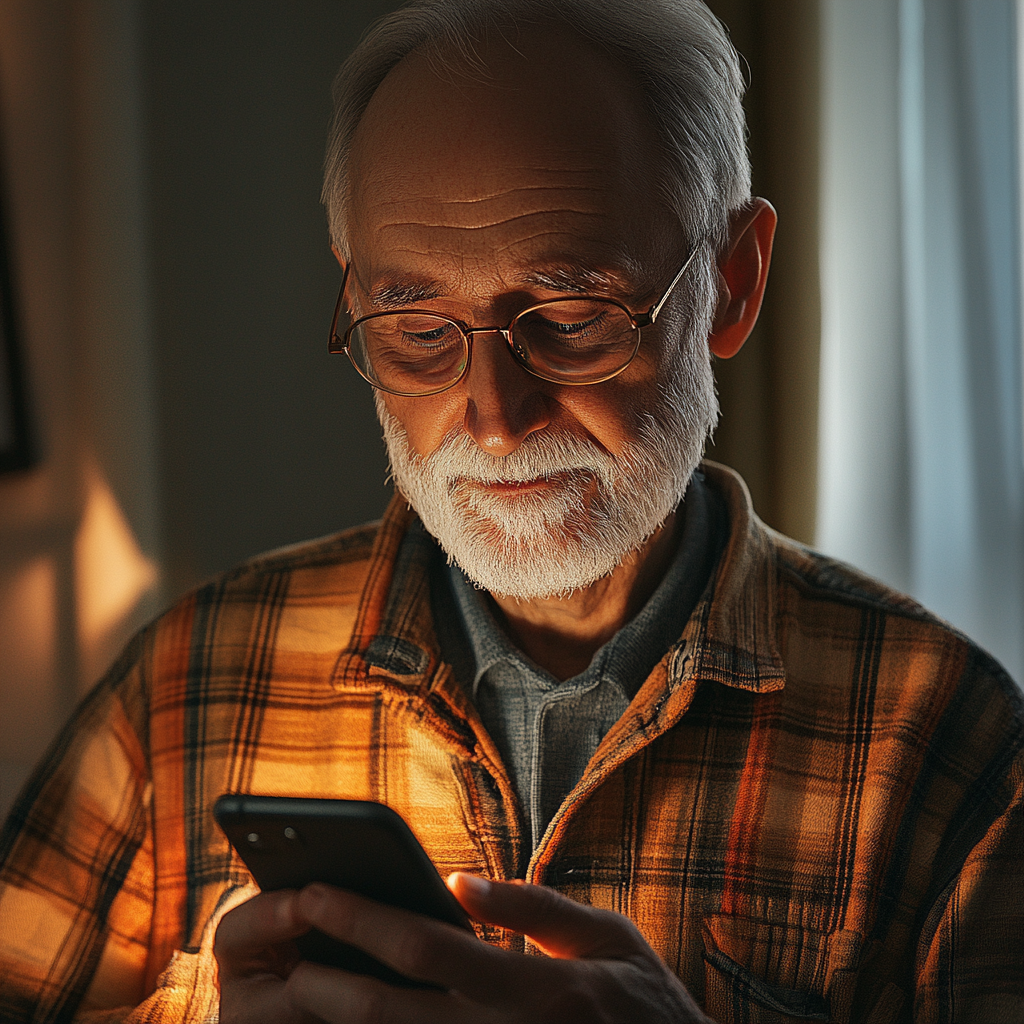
378, 393, 463, 459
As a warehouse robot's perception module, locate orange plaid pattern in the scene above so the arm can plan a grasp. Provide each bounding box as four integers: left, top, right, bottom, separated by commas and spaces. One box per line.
0, 462, 1021, 1023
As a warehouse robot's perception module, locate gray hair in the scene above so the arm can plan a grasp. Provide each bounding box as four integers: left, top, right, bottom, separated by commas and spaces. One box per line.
322, 0, 750, 259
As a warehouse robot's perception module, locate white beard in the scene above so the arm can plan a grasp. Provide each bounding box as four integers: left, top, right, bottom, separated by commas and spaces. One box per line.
376, 302, 719, 601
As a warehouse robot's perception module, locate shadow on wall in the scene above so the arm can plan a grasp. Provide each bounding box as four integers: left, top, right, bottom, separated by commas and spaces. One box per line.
145, 0, 401, 599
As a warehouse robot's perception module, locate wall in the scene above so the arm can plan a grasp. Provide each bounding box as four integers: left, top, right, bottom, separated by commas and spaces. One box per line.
0, 0, 83, 821
0, 0, 399, 819
0, 0, 164, 819
705, 0, 822, 545
144, 0, 397, 598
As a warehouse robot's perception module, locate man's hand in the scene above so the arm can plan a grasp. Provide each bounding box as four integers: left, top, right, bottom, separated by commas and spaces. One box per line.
216, 873, 710, 1023
215, 888, 320, 1024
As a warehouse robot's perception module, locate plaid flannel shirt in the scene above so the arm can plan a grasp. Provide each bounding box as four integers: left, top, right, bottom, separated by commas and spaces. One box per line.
0, 462, 1021, 1023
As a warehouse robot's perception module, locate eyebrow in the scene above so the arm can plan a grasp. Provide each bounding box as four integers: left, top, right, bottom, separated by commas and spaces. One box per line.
522, 265, 621, 294
362, 259, 644, 311
368, 279, 448, 309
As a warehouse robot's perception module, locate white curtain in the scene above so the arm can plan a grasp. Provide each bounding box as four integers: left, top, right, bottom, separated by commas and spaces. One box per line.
818, 0, 1024, 686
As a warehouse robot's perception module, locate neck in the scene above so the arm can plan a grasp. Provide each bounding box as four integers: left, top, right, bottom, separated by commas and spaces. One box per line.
487, 511, 679, 680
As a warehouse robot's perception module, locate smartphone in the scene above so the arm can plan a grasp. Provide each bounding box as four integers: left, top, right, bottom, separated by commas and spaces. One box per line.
213, 794, 474, 988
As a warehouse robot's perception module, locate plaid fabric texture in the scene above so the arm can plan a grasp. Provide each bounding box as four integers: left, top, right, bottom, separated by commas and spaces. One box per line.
0, 462, 1021, 1023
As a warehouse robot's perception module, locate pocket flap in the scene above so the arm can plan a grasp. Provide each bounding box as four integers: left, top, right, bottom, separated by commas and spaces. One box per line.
702, 914, 862, 1022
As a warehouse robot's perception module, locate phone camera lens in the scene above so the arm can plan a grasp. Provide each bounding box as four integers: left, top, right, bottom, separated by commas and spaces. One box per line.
247, 832, 259, 844
283, 827, 298, 840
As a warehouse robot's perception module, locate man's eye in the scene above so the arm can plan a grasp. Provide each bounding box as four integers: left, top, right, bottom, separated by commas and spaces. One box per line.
542, 315, 603, 335
528, 311, 613, 346
405, 324, 451, 344
389, 316, 458, 348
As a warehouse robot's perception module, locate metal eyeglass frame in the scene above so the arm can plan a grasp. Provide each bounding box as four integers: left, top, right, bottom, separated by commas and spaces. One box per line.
328, 242, 701, 398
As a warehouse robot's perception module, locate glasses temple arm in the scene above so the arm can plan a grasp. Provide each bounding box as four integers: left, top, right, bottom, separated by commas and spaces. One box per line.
649, 241, 702, 323
328, 261, 352, 353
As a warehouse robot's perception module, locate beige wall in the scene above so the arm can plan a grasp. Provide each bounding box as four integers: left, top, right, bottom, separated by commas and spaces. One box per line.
0, 0, 399, 819
0, 0, 163, 816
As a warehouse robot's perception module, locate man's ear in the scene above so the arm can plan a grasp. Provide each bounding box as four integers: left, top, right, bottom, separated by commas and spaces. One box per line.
708, 198, 776, 359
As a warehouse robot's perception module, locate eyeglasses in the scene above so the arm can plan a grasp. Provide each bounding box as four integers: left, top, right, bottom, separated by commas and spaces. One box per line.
328, 244, 700, 397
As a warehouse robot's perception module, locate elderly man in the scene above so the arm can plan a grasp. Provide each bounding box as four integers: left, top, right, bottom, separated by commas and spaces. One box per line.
2, 1, 1022, 1022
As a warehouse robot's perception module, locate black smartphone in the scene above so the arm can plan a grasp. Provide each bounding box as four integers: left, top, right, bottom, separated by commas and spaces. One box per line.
213, 794, 474, 988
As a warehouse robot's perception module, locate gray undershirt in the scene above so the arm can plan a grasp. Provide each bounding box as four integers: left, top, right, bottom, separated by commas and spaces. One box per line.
430, 471, 726, 857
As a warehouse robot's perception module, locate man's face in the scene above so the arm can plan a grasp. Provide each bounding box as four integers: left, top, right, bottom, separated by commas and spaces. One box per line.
345, 25, 718, 598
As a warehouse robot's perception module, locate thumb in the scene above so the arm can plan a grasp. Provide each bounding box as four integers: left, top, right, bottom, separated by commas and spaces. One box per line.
447, 873, 644, 960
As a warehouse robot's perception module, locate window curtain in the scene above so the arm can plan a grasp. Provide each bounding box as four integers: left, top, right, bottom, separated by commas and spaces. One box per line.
817, 0, 1024, 685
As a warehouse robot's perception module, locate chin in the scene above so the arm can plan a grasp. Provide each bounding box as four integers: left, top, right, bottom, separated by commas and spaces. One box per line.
430, 502, 657, 601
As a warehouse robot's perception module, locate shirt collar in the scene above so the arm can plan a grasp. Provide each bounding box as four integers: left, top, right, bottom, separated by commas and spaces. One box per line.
445, 569, 513, 692
331, 461, 786, 702
444, 470, 728, 699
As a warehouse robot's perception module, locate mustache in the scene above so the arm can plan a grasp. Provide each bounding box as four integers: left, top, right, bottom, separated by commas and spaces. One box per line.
412, 427, 618, 486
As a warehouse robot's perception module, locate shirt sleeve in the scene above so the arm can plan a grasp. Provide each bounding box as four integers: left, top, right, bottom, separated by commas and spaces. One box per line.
914, 749, 1024, 1022
72, 884, 256, 1024
0, 633, 178, 1023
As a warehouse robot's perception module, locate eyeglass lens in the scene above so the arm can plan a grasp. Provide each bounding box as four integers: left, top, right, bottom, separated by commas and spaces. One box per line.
347, 299, 638, 395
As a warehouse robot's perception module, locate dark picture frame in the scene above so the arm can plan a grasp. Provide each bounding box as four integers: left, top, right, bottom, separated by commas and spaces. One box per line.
0, 121, 33, 474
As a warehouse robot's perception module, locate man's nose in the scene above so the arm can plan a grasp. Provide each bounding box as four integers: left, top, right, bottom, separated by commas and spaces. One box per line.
461, 328, 551, 456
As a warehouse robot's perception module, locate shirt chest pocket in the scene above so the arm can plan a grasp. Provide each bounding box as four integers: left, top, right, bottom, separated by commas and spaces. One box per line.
701, 914, 866, 1024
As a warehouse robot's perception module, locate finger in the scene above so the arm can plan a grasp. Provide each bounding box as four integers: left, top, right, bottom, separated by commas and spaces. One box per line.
220, 971, 316, 1024
446, 874, 644, 960
215, 892, 317, 1024
214, 889, 307, 971
294, 884, 521, 1000
286, 960, 479, 1024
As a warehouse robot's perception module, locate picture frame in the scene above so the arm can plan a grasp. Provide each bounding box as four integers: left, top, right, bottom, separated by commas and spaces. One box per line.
0, 129, 33, 474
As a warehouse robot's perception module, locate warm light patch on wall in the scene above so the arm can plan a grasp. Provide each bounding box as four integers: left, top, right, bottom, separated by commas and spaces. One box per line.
0, 556, 57, 762
75, 465, 158, 687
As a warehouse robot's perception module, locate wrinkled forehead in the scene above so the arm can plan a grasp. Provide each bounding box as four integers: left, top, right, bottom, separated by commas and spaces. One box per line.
345, 22, 674, 274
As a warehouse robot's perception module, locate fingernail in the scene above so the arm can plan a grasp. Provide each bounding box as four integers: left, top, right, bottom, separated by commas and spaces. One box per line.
449, 872, 490, 897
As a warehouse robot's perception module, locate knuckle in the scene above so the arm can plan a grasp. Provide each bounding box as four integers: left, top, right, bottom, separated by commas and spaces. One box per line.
391, 926, 432, 976
590, 906, 647, 953
607, 909, 644, 944
529, 882, 569, 925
